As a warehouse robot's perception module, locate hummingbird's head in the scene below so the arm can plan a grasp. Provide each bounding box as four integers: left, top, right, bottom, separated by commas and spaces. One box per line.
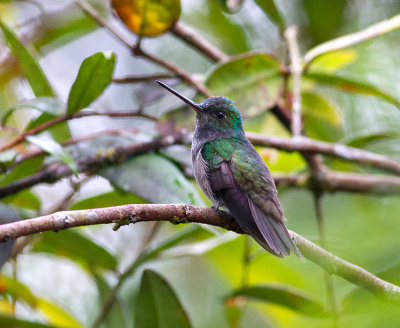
156, 81, 243, 133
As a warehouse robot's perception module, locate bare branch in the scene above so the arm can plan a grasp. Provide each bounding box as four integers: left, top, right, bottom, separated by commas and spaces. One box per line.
304, 14, 400, 66
247, 133, 400, 175
0, 134, 183, 198
285, 26, 303, 137
74, 0, 212, 97
170, 22, 229, 62
0, 204, 398, 304
113, 73, 177, 84
0, 110, 156, 153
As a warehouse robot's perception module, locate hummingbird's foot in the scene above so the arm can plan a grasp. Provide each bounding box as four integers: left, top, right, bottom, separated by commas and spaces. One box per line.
211, 201, 228, 217
211, 200, 224, 211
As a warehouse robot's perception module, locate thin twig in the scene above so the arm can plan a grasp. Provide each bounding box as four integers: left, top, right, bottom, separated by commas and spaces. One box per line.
0, 204, 399, 304
113, 73, 177, 84
240, 236, 252, 288
304, 14, 400, 67
285, 26, 303, 137
170, 22, 229, 62
314, 193, 339, 323
0, 110, 156, 153
247, 133, 400, 176
0, 133, 184, 198
74, 0, 212, 97
91, 222, 160, 328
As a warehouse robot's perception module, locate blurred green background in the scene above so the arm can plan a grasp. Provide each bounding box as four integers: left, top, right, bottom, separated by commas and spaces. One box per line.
0, 0, 400, 327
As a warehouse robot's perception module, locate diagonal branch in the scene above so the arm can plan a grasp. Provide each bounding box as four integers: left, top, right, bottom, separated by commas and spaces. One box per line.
304, 14, 400, 66
74, 0, 212, 97
170, 22, 229, 62
0, 134, 183, 198
247, 133, 400, 175
0, 203, 398, 304
0, 110, 156, 153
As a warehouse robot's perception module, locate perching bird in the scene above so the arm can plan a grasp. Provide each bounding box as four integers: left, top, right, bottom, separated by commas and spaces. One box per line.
157, 81, 301, 258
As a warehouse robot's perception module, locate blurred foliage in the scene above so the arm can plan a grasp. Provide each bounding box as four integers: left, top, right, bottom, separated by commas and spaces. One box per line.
0, 0, 399, 328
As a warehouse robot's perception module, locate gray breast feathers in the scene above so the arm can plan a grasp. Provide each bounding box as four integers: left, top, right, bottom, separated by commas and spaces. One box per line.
191, 147, 218, 205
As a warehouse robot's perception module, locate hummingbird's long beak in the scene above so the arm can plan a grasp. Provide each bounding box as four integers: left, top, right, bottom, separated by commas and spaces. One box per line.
156, 80, 203, 113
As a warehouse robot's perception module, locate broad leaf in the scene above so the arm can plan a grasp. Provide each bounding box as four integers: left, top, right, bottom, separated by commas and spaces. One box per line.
2, 97, 64, 126
217, 0, 245, 14
205, 53, 282, 116
134, 270, 192, 328
70, 190, 146, 210
161, 232, 238, 258
0, 276, 84, 328
302, 91, 342, 125
301, 0, 347, 45
112, 0, 181, 36
36, 299, 84, 328
3, 189, 41, 210
67, 51, 116, 114
307, 49, 357, 73
93, 272, 128, 328
0, 21, 54, 97
0, 314, 59, 328
33, 229, 117, 271
304, 72, 400, 108
100, 153, 204, 205
254, 0, 285, 31
232, 284, 327, 317
138, 226, 203, 264
0, 156, 44, 186
26, 135, 78, 174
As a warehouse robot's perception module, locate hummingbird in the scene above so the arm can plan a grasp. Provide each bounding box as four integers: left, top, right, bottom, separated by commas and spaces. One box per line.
157, 81, 301, 258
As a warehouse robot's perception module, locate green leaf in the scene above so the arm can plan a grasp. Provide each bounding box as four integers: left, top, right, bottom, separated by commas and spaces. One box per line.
301, 0, 347, 45
304, 72, 400, 108
100, 153, 204, 206
0, 156, 44, 186
302, 91, 342, 125
0, 275, 37, 306
3, 189, 41, 210
0, 276, 84, 328
36, 299, 84, 328
67, 51, 116, 114
307, 49, 357, 74
216, 0, 245, 14
161, 232, 238, 258
0, 314, 59, 328
345, 132, 398, 148
138, 226, 203, 264
232, 284, 327, 317
205, 53, 282, 116
2, 98, 65, 126
134, 270, 192, 328
70, 190, 147, 210
93, 272, 128, 328
26, 135, 78, 175
254, 0, 285, 31
0, 21, 54, 97
33, 229, 117, 271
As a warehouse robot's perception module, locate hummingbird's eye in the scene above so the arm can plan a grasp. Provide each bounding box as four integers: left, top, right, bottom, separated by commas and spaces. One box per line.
215, 111, 226, 120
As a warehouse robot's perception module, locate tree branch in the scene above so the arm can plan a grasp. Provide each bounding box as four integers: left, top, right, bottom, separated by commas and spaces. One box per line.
0, 134, 183, 198
247, 133, 400, 175
112, 73, 177, 84
0, 110, 156, 152
170, 22, 229, 62
285, 26, 303, 137
304, 14, 400, 66
74, 0, 212, 97
0, 204, 398, 304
